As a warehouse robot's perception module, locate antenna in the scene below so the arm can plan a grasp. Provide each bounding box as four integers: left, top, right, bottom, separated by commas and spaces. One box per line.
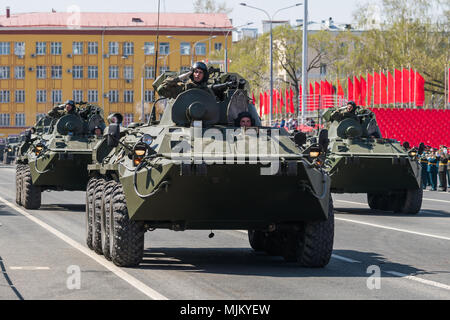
152, 0, 161, 123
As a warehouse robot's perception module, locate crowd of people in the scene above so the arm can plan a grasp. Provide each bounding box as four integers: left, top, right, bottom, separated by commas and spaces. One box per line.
420, 145, 449, 192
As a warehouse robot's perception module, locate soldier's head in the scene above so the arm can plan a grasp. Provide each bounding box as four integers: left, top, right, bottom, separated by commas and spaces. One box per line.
346, 101, 356, 113
190, 62, 209, 84
235, 111, 255, 128
65, 100, 75, 113
93, 126, 103, 137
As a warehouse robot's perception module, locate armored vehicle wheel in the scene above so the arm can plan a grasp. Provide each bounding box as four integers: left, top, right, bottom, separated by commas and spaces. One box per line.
93, 179, 106, 255
101, 180, 116, 261
395, 188, 423, 214
248, 230, 265, 252
367, 193, 390, 211
263, 231, 284, 256
21, 166, 41, 209
16, 165, 24, 206
282, 198, 334, 267
86, 178, 97, 250
109, 183, 145, 267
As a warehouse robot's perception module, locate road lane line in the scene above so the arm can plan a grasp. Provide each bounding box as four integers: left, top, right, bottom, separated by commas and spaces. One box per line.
385, 271, 450, 291
0, 195, 168, 300
336, 200, 367, 206
336, 217, 450, 241
331, 254, 361, 263
10, 267, 50, 270
423, 198, 450, 204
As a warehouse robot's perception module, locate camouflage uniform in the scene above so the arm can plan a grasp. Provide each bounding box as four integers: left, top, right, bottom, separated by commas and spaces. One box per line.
330, 106, 360, 122
157, 76, 214, 99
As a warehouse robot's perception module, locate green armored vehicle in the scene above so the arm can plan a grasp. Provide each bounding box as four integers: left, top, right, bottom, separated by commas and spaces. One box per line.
3, 135, 20, 164
321, 103, 423, 214
86, 70, 334, 268
15, 102, 105, 209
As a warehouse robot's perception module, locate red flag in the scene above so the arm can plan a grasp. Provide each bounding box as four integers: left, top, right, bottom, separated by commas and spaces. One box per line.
402, 68, 410, 103
374, 72, 381, 104
347, 77, 354, 101
252, 92, 256, 105
448, 68, 450, 104
409, 69, 416, 104
315, 82, 321, 110
394, 69, 402, 103
360, 76, 367, 106
354, 76, 361, 105
280, 89, 285, 114
381, 72, 387, 104
264, 91, 268, 115
290, 87, 294, 113
337, 80, 344, 97
387, 71, 394, 104
415, 72, 425, 107
308, 83, 314, 111
259, 92, 264, 116
367, 73, 373, 106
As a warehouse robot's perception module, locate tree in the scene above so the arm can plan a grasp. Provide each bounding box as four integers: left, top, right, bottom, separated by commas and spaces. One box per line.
193, 0, 232, 14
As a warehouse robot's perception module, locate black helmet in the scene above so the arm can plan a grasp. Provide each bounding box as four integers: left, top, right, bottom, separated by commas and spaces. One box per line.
234, 111, 255, 127
347, 101, 356, 108
190, 61, 209, 84
65, 100, 75, 107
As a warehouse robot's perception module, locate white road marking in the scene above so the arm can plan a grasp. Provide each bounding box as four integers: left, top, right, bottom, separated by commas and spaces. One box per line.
0, 195, 168, 300
336, 217, 450, 241
331, 254, 361, 263
10, 267, 50, 270
423, 198, 450, 204
385, 271, 450, 291
336, 200, 367, 206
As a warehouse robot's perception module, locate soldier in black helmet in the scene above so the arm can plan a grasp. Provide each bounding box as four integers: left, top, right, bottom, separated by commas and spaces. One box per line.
330, 101, 360, 122
234, 111, 255, 128
48, 99, 76, 118
157, 61, 215, 99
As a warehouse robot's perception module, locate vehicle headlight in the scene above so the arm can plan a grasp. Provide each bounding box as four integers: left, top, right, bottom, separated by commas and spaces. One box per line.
133, 144, 147, 166
408, 150, 417, 158
309, 148, 320, 159
141, 134, 153, 146
35, 144, 44, 155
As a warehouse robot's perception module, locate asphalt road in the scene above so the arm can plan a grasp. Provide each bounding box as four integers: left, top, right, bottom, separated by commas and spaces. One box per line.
1, 164, 449, 300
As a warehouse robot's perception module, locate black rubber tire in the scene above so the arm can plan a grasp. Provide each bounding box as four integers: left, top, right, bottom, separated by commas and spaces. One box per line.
109, 183, 145, 267
85, 178, 97, 250
21, 166, 41, 209
282, 197, 334, 267
262, 231, 283, 256
15, 165, 24, 206
399, 188, 423, 214
101, 180, 116, 261
248, 230, 265, 252
367, 193, 391, 211
93, 178, 106, 255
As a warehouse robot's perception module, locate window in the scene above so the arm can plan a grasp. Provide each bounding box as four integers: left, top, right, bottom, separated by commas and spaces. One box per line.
88, 42, 98, 55
51, 42, 62, 55
123, 113, 134, 127
36, 90, 47, 103
0, 114, 10, 126
109, 90, 119, 103
124, 90, 134, 103
15, 90, 25, 103
180, 43, 190, 55
51, 90, 62, 103
51, 66, 62, 79
36, 42, 46, 55
73, 66, 83, 79
73, 90, 83, 102
123, 42, 134, 56
214, 43, 222, 51
144, 42, 155, 55
144, 90, 154, 103
145, 66, 155, 79
0, 42, 10, 55
159, 66, 169, 75
195, 43, 206, 55
124, 66, 134, 80
109, 42, 119, 55
14, 42, 25, 56
15, 66, 25, 79
73, 42, 83, 55
109, 66, 119, 79
88, 66, 98, 79
0, 90, 10, 103
36, 66, 47, 79
15, 113, 25, 127
88, 90, 98, 103
159, 42, 170, 55
0, 66, 10, 79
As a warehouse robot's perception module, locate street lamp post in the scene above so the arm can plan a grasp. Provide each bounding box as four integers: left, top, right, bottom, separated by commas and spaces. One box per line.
191, 36, 217, 65
301, 0, 308, 125
240, 2, 302, 126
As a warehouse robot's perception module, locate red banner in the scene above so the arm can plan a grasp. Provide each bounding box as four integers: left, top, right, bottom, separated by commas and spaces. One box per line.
395, 69, 402, 103
381, 72, 387, 104
402, 69, 410, 103
360, 76, 367, 106
387, 71, 394, 104
367, 73, 373, 106
259, 92, 263, 116
374, 72, 381, 104
348, 77, 354, 101
415, 72, 425, 107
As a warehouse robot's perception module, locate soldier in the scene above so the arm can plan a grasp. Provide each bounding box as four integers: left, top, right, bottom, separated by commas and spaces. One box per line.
234, 111, 255, 128
330, 101, 359, 122
420, 152, 429, 189
427, 149, 438, 191
157, 62, 214, 99
438, 146, 448, 191
48, 100, 76, 118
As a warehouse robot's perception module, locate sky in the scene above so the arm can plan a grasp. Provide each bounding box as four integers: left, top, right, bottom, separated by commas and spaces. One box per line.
0, 0, 379, 33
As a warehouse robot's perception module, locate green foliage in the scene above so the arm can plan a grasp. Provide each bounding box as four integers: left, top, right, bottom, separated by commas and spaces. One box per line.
193, 0, 232, 14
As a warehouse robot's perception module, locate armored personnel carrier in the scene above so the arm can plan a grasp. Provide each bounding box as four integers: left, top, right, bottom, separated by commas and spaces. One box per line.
15, 103, 105, 209
3, 135, 20, 164
86, 70, 334, 268
321, 105, 423, 214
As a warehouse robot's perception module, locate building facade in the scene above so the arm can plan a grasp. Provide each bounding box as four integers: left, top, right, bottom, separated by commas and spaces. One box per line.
0, 11, 232, 135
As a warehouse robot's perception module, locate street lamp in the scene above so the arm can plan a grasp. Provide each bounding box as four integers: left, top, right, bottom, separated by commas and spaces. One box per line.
240, 2, 302, 126
200, 21, 253, 72
191, 36, 217, 65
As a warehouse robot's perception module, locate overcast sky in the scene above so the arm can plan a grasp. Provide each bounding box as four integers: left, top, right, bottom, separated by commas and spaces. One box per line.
1, 0, 378, 32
